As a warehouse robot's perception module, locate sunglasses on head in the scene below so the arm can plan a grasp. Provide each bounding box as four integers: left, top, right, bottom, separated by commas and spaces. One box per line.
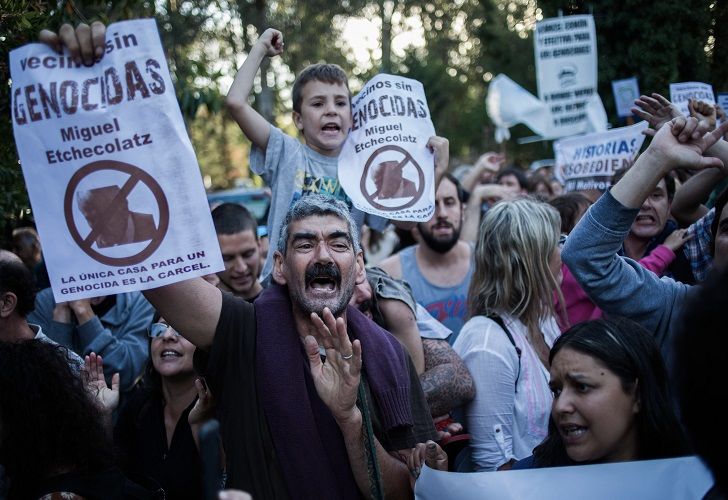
148, 322, 181, 338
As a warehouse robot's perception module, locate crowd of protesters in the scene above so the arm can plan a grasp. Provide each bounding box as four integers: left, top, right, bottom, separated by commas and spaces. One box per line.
1, 20, 727, 500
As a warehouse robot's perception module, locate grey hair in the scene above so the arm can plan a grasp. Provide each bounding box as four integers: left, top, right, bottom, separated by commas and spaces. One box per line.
468, 197, 563, 332
277, 194, 361, 255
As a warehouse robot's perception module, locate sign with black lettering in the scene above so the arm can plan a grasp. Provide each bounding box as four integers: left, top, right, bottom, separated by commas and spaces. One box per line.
338, 74, 436, 221
554, 121, 648, 192
10, 19, 222, 301
669, 82, 715, 117
534, 15, 600, 138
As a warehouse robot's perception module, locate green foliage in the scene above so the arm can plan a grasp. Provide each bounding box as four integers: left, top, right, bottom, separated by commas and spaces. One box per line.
0, 0, 60, 240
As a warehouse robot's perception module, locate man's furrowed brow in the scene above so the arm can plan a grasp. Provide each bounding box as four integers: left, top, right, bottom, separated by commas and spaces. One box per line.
328, 230, 352, 243
291, 232, 317, 243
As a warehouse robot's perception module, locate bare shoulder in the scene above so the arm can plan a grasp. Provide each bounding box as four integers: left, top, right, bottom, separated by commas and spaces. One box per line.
377, 253, 402, 279
378, 297, 416, 323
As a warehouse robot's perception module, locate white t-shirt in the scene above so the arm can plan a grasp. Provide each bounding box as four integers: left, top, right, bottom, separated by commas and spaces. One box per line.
453, 314, 559, 471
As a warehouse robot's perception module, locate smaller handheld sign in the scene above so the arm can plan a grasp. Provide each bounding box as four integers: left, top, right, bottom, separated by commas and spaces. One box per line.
338, 74, 436, 221
669, 82, 715, 117
611, 77, 640, 118
554, 121, 648, 193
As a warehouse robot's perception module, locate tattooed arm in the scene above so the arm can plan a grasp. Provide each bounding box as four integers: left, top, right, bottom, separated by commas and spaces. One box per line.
419, 339, 475, 417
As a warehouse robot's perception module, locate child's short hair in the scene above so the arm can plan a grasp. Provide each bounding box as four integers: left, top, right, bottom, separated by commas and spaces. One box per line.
292, 63, 350, 113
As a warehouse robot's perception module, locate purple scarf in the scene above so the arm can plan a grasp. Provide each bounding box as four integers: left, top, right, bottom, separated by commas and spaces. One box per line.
255, 284, 412, 499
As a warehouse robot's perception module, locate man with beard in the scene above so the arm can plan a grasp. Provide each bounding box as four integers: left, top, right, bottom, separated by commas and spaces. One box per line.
379, 174, 474, 343
144, 195, 436, 499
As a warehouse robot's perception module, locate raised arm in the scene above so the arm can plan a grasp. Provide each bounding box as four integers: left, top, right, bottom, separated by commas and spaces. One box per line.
225, 29, 284, 150
611, 118, 728, 209
461, 183, 514, 243
562, 118, 728, 342
671, 167, 728, 225
143, 278, 222, 350
461, 152, 505, 193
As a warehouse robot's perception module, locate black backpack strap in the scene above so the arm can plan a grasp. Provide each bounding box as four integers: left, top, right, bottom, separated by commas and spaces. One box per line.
488, 315, 522, 393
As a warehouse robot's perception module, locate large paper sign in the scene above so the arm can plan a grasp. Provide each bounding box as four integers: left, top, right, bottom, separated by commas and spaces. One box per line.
554, 121, 648, 192
338, 74, 436, 221
670, 82, 715, 117
534, 15, 599, 138
612, 77, 640, 118
11, 19, 223, 302
415, 456, 714, 500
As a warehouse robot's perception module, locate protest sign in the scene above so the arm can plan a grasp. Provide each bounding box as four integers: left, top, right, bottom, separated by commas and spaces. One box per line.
718, 92, 728, 124
554, 121, 648, 192
486, 74, 607, 143
534, 14, 602, 138
415, 456, 714, 500
669, 82, 715, 117
10, 19, 223, 302
338, 74, 436, 221
611, 77, 640, 118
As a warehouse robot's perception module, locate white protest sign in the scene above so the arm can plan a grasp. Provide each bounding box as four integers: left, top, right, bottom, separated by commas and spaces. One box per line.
534, 14, 602, 138
338, 74, 436, 221
554, 121, 648, 192
670, 82, 715, 117
415, 456, 714, 500
10, 19, 223, 302
612, 77, 640, 118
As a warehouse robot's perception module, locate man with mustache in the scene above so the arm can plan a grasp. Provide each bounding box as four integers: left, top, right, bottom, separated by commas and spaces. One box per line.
379, 174, 474, 344
146, 195, 437, 499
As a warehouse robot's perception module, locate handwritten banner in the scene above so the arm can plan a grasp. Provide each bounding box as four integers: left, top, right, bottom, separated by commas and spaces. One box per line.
534, 15, 600, 138
554, 121, 648, 192
669, 82, 715, 117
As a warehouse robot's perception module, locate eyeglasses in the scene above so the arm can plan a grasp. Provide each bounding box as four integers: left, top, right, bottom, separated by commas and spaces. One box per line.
148, 322, 181, 338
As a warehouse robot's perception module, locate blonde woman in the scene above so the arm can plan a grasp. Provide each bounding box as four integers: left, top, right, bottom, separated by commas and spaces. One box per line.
453, 197, 563, 471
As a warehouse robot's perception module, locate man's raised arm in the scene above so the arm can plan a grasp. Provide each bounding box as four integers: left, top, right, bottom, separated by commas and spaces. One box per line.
143, 279, 222, 350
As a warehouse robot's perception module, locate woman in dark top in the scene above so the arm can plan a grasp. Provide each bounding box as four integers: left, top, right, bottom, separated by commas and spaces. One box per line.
0, 340, 156, 499
514, 317, 686, 469
114, 317, 209, 499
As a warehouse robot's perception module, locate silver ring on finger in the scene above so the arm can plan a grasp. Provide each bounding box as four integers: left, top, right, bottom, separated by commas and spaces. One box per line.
340, 352, 354, 360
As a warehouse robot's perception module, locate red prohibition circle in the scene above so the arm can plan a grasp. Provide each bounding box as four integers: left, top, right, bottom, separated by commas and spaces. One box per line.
63, 160, 169, 266
360, 144, 425, 211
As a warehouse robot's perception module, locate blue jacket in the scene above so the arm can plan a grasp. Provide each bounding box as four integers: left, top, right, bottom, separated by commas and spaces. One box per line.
28, 289, 154, 391
561, 191, 697, 365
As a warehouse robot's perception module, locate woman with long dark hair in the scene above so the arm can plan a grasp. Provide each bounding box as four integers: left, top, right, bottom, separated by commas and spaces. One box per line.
0, 340, 154, 499
517, 317, 686, 468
